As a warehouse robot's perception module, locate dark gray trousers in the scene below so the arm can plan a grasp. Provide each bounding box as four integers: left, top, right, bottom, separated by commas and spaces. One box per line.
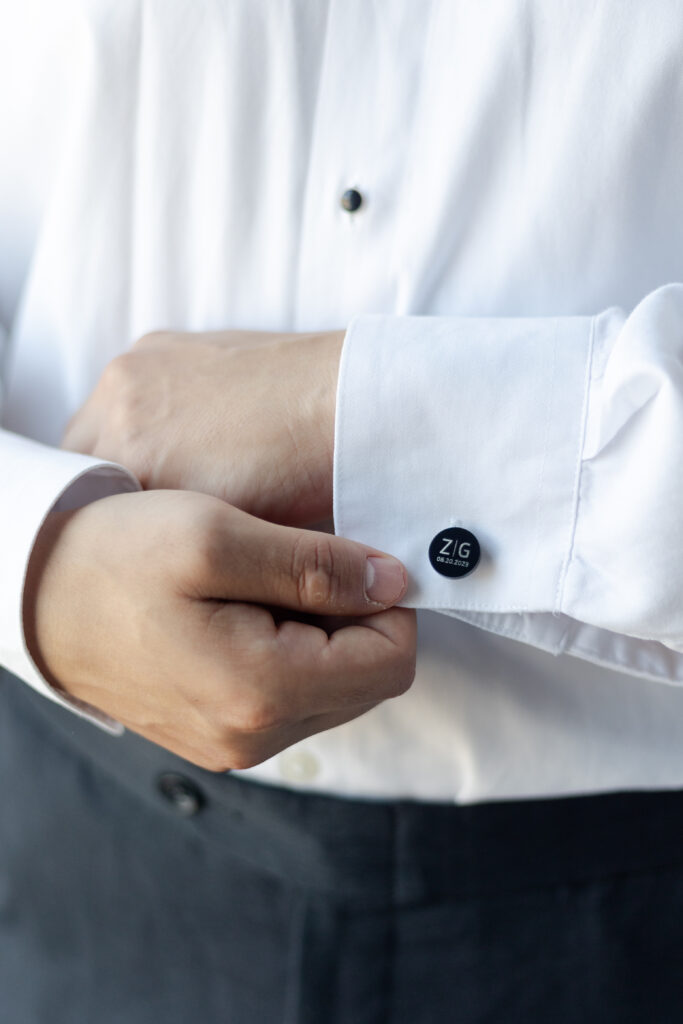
3, 665, 683, 1024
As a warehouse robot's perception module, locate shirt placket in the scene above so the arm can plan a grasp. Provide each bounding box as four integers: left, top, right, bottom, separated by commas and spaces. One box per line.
292, 0, 433, 332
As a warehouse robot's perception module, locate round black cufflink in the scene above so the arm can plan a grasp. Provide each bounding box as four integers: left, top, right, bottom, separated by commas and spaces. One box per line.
428, 527, 480, 579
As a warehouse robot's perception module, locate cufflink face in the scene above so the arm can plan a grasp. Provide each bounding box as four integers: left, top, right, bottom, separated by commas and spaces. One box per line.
428, 527, 480, 578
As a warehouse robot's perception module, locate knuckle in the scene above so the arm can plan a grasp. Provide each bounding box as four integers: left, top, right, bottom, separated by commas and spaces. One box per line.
386, 648, 417, 698
98, 355, 141, 440
196, 750, 233, 774
101, 351, 136, 393
291, 535, 341, 609
134, 329, 173, 349
201, 724, 276, 772
190, 715, 274, 773
228, 693, 288, 736
224, 746, 271, 772
184, 505, 227, 577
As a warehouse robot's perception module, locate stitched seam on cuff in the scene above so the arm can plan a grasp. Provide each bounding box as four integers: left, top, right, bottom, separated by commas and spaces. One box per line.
527, 319, 559, 608
553, 314, 597, 620
332, 315, 360, 539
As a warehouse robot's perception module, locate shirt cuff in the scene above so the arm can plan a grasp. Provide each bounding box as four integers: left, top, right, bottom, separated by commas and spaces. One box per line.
0, 429, 141, 732
334, 312, 594, 614
333, 307, 683, 688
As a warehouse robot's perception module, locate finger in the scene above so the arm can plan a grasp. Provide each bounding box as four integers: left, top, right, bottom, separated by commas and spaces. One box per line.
139, 603, 415, 769
190, 598, 415, 719
272, 605, 417, 716
196, 505, 408, 615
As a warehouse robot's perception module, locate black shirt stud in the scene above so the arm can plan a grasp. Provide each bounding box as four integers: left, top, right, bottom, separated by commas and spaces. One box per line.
340, 188, 363, 212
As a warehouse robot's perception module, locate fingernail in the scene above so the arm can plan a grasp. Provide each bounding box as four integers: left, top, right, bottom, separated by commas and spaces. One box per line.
365, 556, 406, 605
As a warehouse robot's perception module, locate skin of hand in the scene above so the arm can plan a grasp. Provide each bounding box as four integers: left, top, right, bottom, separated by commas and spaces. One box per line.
62, 329, 346, 527
23, 489, 416, 771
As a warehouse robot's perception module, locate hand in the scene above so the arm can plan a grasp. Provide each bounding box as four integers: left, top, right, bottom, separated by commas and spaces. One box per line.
62, 329, 345, 526
23, 490, 415, 770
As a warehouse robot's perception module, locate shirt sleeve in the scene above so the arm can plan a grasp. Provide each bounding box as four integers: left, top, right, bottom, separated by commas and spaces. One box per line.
333, 283, 683, 687
0, 10, 142, 729
0, 424, 141, 733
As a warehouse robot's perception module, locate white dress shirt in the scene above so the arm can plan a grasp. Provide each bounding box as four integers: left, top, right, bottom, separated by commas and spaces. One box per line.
3, 0, 683, 802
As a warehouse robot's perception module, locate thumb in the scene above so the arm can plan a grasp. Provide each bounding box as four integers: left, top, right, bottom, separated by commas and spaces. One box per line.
197, 505, 408, 616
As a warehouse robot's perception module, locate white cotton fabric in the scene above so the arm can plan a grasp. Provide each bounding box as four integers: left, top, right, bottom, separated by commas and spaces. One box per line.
3, 0, 683, 801
335, 295, 683, 674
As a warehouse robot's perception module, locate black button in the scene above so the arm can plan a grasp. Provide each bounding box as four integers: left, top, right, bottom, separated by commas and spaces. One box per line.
156, 772, 204, 817
429, 527, 480, 578
341, 188, 363, 212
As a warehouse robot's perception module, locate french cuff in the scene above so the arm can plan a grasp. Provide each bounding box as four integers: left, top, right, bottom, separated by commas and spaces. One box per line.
333, 312, 596, 626
0, 430, 141, 733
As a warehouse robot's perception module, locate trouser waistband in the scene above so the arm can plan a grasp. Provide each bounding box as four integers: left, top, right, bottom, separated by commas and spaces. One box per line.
5, 668, 683, 909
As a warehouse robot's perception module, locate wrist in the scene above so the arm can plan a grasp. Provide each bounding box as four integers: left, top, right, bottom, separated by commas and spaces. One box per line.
270, 328, 344, 526
305, 329, 344, 524
23, 506, 79, 694
320, 329, 345, 473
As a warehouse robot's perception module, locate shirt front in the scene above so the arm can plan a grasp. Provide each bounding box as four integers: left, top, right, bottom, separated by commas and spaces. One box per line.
3, 0, 683, 802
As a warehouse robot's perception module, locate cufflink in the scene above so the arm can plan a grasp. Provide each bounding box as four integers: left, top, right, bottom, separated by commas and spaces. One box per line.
428, 527, 480, 578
